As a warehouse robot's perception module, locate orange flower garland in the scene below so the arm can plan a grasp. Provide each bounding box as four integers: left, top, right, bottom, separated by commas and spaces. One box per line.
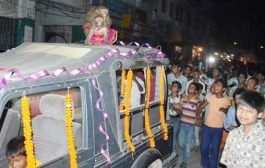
124, 70, 135, 152
21, 95, 36, 168
119, 70, 126, 111
144, 68, 155, 147
159, 67, 168, 140
65, 93, 78, 168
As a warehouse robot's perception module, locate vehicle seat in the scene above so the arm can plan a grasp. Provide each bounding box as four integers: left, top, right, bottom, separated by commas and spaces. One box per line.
32, 94, 82, 163
0, 109, 20, 168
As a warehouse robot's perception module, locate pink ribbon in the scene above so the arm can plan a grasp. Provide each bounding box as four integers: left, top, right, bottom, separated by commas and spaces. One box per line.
0, 69, 21, 88
0, 42, 165, 89
92, 79, 111, 167
118, 41, 165, 58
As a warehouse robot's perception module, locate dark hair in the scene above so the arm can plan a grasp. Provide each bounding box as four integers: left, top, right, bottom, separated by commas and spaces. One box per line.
214, 67, 223, 74
233, 87, 246, 100
215, 78, 227, 88
197, 83, 203, 91
184, 64, 192, 71
170, 62, 182, 68
193, 69, 199, 73
237, 71, 247, 79
171, 81, 182, 91
237, 91, 265, 114
189, 82, 200, 91
6, 135, 26, 157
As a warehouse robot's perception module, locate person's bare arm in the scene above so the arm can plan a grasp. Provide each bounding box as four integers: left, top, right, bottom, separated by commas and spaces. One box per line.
227, 125, 237, 131
172, 103, 182, 115
196, 100, 208, 118
195, 100, 208, 127
168, 84, 172, 91
220, 105, 231, 114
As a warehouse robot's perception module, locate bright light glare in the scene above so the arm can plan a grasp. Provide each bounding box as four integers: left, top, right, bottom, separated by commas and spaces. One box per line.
198, 47, 203, 52
208, 56, 215, 63
214, 52, 219, 55
260, 46, 264, 49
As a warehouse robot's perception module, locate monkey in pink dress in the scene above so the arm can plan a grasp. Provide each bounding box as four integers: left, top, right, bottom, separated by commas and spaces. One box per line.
83, 6, 117, 45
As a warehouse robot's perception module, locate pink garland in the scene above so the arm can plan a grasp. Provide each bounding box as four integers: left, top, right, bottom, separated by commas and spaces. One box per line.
92, 79, 111, 167
0, 43, 165, 89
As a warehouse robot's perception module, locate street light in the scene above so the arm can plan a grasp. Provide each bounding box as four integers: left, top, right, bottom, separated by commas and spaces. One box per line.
208, 56, 215, 63
206, 56, 216, 72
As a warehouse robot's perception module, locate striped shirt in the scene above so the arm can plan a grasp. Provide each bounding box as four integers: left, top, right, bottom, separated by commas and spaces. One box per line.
180, 96, 198, 126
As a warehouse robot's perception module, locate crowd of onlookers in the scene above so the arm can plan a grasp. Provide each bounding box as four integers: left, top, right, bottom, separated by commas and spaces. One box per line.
166, 62, 265, 168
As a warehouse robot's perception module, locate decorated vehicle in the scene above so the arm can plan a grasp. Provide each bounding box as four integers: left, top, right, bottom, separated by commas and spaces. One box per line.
0, 42, 176, 168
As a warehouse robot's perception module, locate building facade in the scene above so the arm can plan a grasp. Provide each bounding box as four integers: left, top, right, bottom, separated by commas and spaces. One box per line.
0, 0, 216, 63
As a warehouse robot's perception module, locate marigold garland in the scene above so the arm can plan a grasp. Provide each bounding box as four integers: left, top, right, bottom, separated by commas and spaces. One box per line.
119, 70, 126, 111
144, 68, 155, 147
124, 70, 135, 152
21, 96, 36, 168
65, 94, 78, 168
159, 67, 168, 140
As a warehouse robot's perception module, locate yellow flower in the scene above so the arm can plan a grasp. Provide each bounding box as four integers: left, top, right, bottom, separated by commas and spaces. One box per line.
65, 94, 78, 168
159, 67, 168, 140
21, 96, 36, 168
124, 70, 135, 152
144, 68, 155, 147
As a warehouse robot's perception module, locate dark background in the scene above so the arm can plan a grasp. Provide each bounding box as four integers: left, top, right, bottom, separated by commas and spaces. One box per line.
211, 0, 265, 54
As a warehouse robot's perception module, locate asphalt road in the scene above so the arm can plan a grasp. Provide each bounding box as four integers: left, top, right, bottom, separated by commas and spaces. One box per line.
173, 145, 224, 168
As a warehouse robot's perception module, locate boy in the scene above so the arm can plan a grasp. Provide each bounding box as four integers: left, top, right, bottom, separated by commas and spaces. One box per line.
6, 135, 41, 168
196, 79, 231, 168
228, 71, 247, 100
223, 87, 246, 131
220, 91, 265, 167
178, 82, 200, 168
167, 62, 187, 96
246, 76, 258, 92
167, 81, 182, 155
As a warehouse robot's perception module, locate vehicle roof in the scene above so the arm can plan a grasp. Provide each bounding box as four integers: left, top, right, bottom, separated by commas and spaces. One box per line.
0, 42, 167, 87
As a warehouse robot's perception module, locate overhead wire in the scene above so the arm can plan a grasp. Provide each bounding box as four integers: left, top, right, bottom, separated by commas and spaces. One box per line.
36, 0, 85, 20
0, 10, 17, 16
36, 8, 83, 19
36, 0, 86, 14
1, 0, 86, 19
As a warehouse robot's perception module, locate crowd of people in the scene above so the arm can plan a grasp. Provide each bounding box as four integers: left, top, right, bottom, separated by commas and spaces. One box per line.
166, 61, 265, 168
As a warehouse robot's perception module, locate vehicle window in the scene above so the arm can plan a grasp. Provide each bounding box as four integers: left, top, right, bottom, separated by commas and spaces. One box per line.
1, 88, 82, 165
117, 67, 163, 112
117, 69, 145, 111
0, 101, 13, 133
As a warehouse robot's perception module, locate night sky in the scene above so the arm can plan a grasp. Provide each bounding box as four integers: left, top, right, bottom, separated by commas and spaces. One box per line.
210, 0, 265, 51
